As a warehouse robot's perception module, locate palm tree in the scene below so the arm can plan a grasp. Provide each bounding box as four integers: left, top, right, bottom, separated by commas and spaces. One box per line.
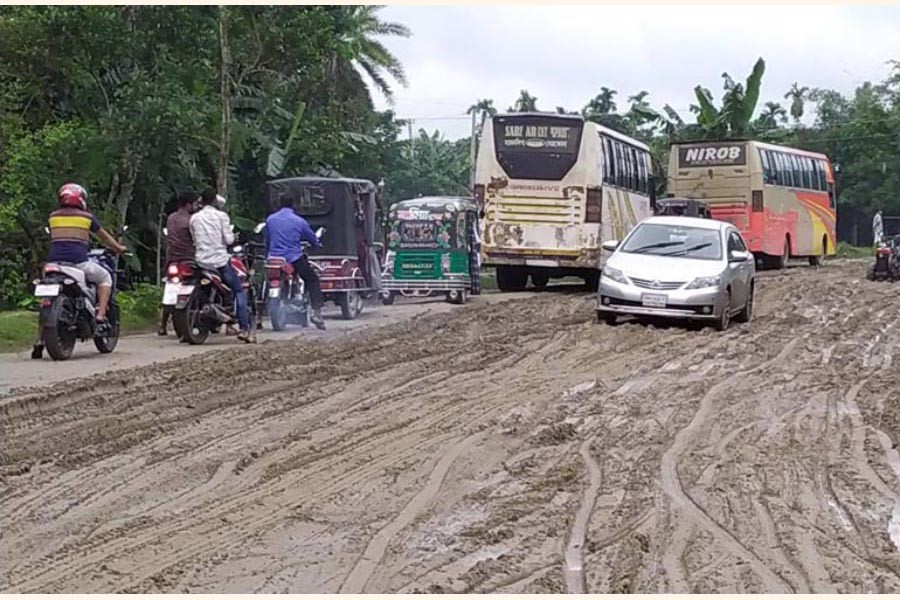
784, 82, 809, 123
331, 6, 411, 102
509, 89, 538, 112
756, 101, 788, 131
583, 87, 618, 118
467, 98, 497, 131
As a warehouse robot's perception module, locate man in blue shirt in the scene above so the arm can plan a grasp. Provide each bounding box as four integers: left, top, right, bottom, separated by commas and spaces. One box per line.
265, 196, 325, 329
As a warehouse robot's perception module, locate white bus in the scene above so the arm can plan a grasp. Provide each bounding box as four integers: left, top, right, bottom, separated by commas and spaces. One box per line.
474, 113, 655, 291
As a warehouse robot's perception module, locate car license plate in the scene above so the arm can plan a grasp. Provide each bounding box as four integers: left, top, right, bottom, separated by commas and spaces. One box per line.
163, 284, 193, 305
641, 293, 667, 308
268, 287, 280, 298
34, 283, 60, 297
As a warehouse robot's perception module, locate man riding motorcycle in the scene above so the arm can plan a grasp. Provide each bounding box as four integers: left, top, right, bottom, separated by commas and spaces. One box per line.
190, 188, 255, 343
265, 196, 326, 330
158, 190, 197, 336
32, 183, 126, 358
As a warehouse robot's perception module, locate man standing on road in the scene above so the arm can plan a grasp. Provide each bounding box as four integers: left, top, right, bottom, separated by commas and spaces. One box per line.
158, 190, 197, 336
265, 195, 326, 330
190, 188, 255, 343
873, 209, 884, 246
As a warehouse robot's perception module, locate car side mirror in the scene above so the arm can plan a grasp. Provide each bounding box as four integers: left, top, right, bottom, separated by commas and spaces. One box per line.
602, 240, 619, 252
729, 250, 751, 263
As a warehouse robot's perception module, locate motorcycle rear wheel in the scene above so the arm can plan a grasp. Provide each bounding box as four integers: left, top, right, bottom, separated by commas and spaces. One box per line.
44, 297, 76, 361
268, 297, 287, 331
174, 291, 209, 345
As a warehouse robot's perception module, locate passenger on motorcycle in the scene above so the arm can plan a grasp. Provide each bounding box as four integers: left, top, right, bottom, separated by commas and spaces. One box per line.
190, 188, 255, 343
265, 196, 326, 329
48, 183, 126, 323
158, 190, 197, 336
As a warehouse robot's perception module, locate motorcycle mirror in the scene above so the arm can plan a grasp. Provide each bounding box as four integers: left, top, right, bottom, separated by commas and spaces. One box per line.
44, 227, 50, 234
315, 227, 325, 238
233, 244, 243, 254
253, 223, 266, 234
163, 227, 168, 236
122, 225, 129, 233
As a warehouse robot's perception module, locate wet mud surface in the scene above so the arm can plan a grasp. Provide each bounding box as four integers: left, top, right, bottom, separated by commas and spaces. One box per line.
1, 260, 899, 592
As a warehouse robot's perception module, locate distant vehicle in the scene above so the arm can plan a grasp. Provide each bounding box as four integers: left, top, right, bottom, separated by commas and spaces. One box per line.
867, 216, 900, 282
597, 216, 755, 331
380, 196, 480, 306
474, 112, 655, 291
667, 140, 836, 268
656, 197, 711, 219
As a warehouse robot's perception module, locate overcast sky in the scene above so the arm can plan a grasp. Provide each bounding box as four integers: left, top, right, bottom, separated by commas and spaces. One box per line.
371, 5, 900, 140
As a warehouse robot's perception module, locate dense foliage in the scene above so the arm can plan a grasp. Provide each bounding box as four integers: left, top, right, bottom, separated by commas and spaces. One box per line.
0, 6, 897, 309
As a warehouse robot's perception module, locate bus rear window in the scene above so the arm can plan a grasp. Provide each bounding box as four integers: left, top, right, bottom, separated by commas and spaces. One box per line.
493, 115, 583, 181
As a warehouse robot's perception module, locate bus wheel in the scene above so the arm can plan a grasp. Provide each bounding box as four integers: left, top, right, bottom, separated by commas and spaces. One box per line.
809, 236, 827, 267
770, 238, 790, 270
530, 271, 549, 289
584, 270, 600, 292
497, 266, 527, 292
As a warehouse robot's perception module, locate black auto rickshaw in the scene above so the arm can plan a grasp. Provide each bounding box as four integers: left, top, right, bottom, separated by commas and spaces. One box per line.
656, 197, 712, 219
380, 196, 481, 305
265, 177, 382, 319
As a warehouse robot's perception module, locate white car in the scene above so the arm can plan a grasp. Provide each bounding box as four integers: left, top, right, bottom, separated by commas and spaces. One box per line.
596, 216, 755, 331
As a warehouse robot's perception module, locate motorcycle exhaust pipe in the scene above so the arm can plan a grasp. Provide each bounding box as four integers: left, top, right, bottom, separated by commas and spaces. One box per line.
200, 303, 234, 324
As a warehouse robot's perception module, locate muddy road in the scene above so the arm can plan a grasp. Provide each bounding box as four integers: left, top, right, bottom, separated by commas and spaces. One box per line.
2, 260, 899, 593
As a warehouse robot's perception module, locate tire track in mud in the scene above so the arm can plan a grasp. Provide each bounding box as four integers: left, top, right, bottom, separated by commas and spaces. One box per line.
563, 438, 603, 593
339, 434, 480, 593
659, 338, 800, 593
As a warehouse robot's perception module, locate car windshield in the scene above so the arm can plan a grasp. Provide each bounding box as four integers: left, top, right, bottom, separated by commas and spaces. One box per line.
621, 223, 722, 260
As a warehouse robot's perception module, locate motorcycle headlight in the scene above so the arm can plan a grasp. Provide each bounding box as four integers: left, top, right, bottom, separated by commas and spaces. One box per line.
601, 266, 629, 285
685, 275, 722, 289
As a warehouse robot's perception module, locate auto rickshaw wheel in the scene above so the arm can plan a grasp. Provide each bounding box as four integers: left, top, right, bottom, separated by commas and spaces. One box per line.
381, 291, 396, 306
340, 289, 364, 320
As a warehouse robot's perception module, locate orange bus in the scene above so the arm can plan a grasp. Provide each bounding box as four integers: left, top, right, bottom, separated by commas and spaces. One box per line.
667, 140, 836, 267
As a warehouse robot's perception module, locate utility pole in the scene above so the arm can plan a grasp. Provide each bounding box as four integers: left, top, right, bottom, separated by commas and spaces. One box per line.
469, 110, 477, 190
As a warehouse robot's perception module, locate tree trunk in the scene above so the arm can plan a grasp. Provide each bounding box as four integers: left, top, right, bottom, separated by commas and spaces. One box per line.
217, 5, 231, 198
115, 157, 140, 233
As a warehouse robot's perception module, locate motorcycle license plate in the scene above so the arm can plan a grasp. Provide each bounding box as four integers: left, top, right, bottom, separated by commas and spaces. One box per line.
163, 284, 194, 305
268, 287, 280, 298
34, 284, 60, 297
641, 293, 667, 308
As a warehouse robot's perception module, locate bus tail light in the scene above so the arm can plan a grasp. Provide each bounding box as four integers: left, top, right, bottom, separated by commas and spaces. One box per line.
585, 188, 602, 223
473, 184, 485, 208
752, 190, 763, 213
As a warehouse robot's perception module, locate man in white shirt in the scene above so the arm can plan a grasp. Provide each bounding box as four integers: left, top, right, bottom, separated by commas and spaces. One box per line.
873, 209, 884, 246
190, 188, 254, 342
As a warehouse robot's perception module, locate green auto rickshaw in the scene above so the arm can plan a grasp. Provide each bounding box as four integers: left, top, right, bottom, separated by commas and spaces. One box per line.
380, 196, 481, 305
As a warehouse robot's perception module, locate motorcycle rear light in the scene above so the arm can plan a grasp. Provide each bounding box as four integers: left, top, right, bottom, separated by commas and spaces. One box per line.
43, 265, 59, 273
41, 299, 52, 307
167, 264, 179, 277
177, 263, 193, 277
877, 248, 892, 256
169, 276, 181, 283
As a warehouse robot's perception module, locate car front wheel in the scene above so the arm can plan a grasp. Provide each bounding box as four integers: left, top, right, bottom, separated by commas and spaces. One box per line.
714, 291, 732, 332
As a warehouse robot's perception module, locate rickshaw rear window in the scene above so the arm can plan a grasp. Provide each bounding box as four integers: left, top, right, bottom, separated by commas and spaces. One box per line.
400, 221, 437, 243
293, 187, 331, 215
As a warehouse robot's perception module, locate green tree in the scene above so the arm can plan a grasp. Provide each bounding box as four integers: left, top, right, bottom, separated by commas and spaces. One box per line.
509, 89, 538, 112
784, 82, 810, 123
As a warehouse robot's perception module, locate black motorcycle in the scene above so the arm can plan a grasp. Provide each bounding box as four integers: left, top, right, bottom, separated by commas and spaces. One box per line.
32, 246, 128, 361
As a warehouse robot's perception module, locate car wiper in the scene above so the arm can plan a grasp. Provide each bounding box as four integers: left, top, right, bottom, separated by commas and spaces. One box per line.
628, 241, 684, 253
662, 242, 714, 256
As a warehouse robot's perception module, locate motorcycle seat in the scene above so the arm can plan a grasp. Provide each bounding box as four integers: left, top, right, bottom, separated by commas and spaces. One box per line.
44, 262, 89, 289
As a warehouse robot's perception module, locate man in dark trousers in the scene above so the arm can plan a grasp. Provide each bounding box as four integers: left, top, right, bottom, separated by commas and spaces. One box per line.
265, 196, 326, 330
158, 190, 197, 335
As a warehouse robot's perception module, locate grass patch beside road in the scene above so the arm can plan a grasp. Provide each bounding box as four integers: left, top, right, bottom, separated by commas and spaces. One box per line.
0, 283, 162, 353
834, 242, 873, 259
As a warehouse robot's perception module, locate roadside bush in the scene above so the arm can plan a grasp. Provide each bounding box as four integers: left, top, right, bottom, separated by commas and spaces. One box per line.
117, 283, 161, 330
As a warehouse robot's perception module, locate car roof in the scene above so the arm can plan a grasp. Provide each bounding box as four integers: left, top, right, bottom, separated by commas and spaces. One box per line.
640, 216, 730, 231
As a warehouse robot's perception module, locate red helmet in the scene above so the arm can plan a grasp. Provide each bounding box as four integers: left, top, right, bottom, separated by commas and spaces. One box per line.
58, 183, 88, 210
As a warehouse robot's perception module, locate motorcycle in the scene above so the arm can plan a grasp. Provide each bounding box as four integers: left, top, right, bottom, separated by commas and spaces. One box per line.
31, 228, 130, 361
258, 224, 325, 331
866, 235, 900, 282
172, 241, 259, 345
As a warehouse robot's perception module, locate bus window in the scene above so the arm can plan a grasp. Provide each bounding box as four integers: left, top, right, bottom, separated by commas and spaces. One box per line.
817, 160, 828, 191
760, 149, 772, 184
626, 147, 637, 191
789, 155, 802, 188
773, 152, 786, 187
615, 142, 626, 188
636, 149, 647, 193
781, 153, 794, 187
801, 157, 812, 189
600, 136, 610, 183
605, 137, 615, 184
810, 160, 821, 191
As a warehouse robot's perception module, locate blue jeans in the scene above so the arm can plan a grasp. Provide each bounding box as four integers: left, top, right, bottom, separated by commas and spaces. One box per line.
219, 263, 250, 330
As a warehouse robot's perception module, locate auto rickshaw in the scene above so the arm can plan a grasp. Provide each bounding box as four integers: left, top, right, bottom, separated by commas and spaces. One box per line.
380, 196, 480, 305
265, 177, 382, 320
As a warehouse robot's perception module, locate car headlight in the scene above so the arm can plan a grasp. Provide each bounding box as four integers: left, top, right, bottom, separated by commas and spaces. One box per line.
685, 275, 722, 289
601, 266, 629, 285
